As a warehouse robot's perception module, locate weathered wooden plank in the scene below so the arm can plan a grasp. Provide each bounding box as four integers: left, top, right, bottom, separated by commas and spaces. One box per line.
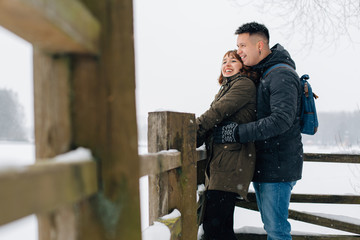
148, 171, 170, 226
33, 48, 72, 158
196, 149, 207, 184
70, 0, 141, 239
157, 215, 182, 240
292, 235, 360, 239
237, 201, 360, 235
33, 47, 79, 240
237, 192, 360, 205
236, 233, 360, 240
147, 112, 171, 224
304, 153, 360, 163
290, 193, 360, 204
197, 158, 207, 185
0, 159, 97, 226
197, 151, 360, 163
289, 209, 360, 234
0, 0, 99, 53
148, 111, 197, 240
291, 193, 360, 204
139, 152, 181, 177
197, 149, 207, 161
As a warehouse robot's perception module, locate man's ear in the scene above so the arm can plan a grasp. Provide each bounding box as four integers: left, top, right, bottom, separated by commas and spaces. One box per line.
257, 40, 264, 51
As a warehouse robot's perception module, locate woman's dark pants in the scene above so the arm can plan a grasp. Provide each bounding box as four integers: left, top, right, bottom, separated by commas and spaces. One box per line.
203, 190, 238, 240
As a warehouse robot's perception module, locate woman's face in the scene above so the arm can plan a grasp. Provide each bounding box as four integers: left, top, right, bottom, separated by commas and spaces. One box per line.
221, 54, 243, 77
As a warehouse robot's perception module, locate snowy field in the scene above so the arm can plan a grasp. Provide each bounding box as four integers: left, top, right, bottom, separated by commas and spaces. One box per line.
0, 141, 360, 239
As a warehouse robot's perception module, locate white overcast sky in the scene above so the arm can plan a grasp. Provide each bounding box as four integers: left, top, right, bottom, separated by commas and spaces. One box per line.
1, 0, 360, 128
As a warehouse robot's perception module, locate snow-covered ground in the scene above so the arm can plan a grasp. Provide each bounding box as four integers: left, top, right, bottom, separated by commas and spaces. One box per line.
0, 142, 359, 239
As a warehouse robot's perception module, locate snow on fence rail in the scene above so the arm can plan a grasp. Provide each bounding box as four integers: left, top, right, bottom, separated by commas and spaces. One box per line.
0, 149, 97, 226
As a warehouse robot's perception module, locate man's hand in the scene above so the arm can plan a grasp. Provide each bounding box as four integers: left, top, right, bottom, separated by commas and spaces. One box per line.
213, 121, 240, 144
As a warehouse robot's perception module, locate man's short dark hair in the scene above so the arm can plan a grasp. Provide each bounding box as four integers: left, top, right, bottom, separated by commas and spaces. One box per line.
235, 22, 269, 43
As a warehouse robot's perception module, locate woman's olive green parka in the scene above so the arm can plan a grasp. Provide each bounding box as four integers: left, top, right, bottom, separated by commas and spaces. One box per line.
196, 73, 256, 199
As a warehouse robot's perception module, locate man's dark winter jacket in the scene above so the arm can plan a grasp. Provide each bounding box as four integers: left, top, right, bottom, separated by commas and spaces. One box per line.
238, 44, 304, 182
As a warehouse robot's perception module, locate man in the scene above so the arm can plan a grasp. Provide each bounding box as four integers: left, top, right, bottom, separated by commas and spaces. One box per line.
213, 22, 303, 240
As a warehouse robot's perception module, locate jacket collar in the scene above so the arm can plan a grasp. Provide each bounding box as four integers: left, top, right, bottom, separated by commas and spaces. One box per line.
222, 72, 243, 85
253, 43, 296, 75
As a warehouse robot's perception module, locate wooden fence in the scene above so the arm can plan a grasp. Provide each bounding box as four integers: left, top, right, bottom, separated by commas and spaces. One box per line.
142, 111, 360, 240
0, 0, 141, 239
1, 110, 360, 240
0, 0, 359, 239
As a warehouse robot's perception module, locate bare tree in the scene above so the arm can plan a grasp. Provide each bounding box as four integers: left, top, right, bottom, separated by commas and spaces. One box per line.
229, 0, 360, 49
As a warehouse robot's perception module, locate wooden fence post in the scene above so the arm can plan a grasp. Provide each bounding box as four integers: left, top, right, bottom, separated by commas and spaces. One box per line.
72, 0, 141, 239
33, 0, 141, 239
33, 47, 77, 240
148, 111, 197, 240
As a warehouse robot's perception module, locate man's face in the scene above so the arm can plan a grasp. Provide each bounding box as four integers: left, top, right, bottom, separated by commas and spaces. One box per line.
236, 33, 261, 67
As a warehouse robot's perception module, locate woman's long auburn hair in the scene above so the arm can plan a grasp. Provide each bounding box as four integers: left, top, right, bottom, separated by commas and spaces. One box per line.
218, 50, 259, 85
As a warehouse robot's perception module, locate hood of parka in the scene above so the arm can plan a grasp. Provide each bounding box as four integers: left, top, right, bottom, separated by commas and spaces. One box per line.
252, 43, 296, 75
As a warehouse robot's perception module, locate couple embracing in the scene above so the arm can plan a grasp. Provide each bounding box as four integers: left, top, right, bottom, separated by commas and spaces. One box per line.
196, 22, 303, 240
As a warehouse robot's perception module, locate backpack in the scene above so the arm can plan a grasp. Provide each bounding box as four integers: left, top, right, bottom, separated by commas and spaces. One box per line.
262, 63, 319, 135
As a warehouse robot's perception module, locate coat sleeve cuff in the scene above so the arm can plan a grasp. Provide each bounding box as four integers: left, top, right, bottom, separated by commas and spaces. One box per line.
238, 123, 253, 143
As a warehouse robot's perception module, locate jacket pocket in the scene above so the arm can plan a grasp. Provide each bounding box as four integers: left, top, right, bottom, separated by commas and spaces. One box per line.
210, 143, 242, 172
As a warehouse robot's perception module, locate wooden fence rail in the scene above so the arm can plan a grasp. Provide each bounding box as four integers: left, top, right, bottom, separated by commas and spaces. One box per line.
0, 156, 97, 226
139, 151, 181, 177
233, 152, 360, 239
0, 0, 100, 53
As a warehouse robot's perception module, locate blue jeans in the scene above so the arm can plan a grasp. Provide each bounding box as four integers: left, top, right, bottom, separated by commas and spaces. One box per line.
253, 181, 296, 240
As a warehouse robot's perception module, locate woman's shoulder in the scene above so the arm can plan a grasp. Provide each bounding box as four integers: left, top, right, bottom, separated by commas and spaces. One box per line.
231, 75, 256, 87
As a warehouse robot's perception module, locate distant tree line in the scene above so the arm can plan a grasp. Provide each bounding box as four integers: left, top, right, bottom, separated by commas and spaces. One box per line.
0, 88, 27, 141
137, 111, 360, 149
302, 111, 360, 148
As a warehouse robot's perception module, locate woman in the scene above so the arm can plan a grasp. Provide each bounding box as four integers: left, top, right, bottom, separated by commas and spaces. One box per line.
196, 50, 258, 240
